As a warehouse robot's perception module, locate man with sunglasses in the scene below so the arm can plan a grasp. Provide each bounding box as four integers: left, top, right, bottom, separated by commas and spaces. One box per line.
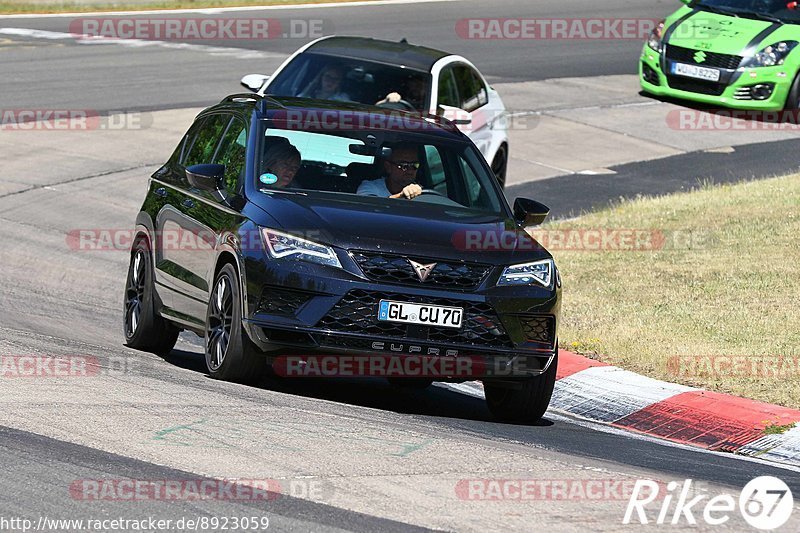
357, 144, 423, 199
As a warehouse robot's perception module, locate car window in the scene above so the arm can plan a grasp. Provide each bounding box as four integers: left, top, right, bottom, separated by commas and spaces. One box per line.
460, 156, 484, 207
184, 114, 230, 168
268, 53, 430, 111
175, 118, 205, 167
258, 124, 503, 217
695, 0, 800, 22
453, 65, 488, 112
213, 119, 247, 195
437, 68, 459, 108
424, 145, 448, 195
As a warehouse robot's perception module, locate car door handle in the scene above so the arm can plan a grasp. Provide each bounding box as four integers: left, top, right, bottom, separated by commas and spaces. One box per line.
182, 198, 195, 209
154, 187, 167, 198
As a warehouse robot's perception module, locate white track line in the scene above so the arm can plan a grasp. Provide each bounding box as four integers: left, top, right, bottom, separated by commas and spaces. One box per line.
0, 0, 464, 19
0, 27, 282, 58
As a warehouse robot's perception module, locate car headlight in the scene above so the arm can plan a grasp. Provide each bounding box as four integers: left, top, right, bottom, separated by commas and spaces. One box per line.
647, 20, 665, 53
742, 41, 798, 68
498, 259, 554, 289
261, 228, 342, 268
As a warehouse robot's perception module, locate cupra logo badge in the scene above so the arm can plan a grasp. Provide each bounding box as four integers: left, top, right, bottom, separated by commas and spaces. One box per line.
409, 259, 437, 282
694, 50, 707, 63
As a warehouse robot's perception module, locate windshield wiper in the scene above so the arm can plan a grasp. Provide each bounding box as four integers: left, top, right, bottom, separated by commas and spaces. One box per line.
696, 4, 788, 25
696, 4, 741, 18
729, 9, 785, 25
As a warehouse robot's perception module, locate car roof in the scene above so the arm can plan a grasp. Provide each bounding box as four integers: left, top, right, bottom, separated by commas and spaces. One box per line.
204, 95, 466, 140
304, 36, 452, 72
263, 96, 464, 138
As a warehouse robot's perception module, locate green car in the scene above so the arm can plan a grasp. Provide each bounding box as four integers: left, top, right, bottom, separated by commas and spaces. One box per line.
640, 0, 800, 111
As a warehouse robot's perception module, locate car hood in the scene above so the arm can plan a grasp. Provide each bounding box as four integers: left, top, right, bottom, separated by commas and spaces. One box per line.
248, 191, 551, 266
665, 7, 780, 55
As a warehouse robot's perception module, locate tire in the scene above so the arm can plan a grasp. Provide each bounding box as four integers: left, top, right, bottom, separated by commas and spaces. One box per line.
785, 72, 800, 111
205, 263, 265, 384
483, 350, 558, 424
123, 239, 180, 356
491, 147, 508, 188
387, 378, 434, 390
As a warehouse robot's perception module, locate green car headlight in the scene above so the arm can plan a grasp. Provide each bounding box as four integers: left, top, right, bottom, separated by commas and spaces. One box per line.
261, 228, 342, 268
742, 41, 799, 68
498, 259, 555, 289
647, 21, 665, 53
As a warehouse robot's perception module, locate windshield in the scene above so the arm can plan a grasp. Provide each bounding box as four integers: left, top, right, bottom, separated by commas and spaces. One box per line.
256, 124, 505, 217
267, 53, 431, 112
693, 0, 800, 23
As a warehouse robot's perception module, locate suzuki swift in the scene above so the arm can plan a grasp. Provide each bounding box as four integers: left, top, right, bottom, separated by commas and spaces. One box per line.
641, 0, 800, 110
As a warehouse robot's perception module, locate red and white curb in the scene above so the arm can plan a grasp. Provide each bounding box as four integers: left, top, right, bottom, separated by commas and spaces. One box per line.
445, 350, 800, 468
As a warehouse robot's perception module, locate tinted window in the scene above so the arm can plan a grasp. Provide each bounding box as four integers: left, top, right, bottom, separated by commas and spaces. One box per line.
453, 65, 487, 112
257, 124, 503, 217
437, 68, 459, 108
696, 0, 800, 22
175, 118, 205, 166
424, 145, 447, 195
268, 53, 430, 111
184, 114, 230, 168
213, 119, 247, 195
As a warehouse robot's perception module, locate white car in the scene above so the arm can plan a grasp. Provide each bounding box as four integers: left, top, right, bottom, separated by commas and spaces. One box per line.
241, 36, 510, 186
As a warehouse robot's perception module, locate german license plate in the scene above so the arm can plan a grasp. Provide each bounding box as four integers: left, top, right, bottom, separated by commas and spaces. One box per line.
671, 62, 721, 82
378, 300, 463, 329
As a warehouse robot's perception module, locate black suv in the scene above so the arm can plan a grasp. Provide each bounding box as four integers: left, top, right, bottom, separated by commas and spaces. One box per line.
124, 94, 561, 422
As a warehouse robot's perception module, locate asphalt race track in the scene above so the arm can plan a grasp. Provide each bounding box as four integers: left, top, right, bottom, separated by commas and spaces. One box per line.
1, 0, 800, 530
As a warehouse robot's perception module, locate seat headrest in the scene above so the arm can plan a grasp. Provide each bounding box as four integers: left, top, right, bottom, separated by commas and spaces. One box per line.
346, 162, 381, 181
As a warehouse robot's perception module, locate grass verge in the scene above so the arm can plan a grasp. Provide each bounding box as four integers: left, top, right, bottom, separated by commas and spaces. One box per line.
547, 173, 800, 409
0, 0, 362, 15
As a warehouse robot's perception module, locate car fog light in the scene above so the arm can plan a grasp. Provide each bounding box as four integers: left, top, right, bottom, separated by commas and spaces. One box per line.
751, 84, 774, 100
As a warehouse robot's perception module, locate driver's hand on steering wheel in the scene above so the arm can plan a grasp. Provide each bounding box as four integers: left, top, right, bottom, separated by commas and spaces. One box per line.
376, 92, 402, 105
391, 184, 422, 199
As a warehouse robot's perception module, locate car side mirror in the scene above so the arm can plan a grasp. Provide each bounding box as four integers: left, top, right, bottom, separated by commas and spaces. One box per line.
438, 104, 472, 125
186, 164, 225, 191
513, 197, 550, 227
241, 74, 270, 93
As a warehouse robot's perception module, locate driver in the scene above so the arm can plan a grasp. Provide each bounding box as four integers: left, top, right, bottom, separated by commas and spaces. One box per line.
376, 76, 426, 110
357, 143, 422, 199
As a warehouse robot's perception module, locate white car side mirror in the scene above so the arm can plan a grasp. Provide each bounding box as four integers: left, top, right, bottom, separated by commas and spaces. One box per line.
438, 104, 472, 125
240, 74, 270, 93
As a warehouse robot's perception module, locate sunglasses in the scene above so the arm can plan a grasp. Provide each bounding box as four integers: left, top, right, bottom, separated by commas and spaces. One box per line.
388, 160, 421, 172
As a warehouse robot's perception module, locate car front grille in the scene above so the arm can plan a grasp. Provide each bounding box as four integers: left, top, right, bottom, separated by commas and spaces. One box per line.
665, 45, 742, 70
666, 76, 727, 96
316, 289, 513, 348
519, 315, 556, 345
351, 251, 491, 290
257, 286, 314, 316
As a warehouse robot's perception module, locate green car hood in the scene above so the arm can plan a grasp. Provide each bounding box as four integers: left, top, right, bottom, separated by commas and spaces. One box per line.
664, 5, 798, 55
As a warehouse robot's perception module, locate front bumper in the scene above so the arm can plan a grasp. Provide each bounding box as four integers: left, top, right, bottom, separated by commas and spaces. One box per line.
240, 251, 560, 380
639, 45, 793, 111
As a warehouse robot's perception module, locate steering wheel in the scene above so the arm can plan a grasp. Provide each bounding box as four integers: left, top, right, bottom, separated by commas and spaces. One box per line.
413, 188, 447, 198
376, 99, 417, 112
